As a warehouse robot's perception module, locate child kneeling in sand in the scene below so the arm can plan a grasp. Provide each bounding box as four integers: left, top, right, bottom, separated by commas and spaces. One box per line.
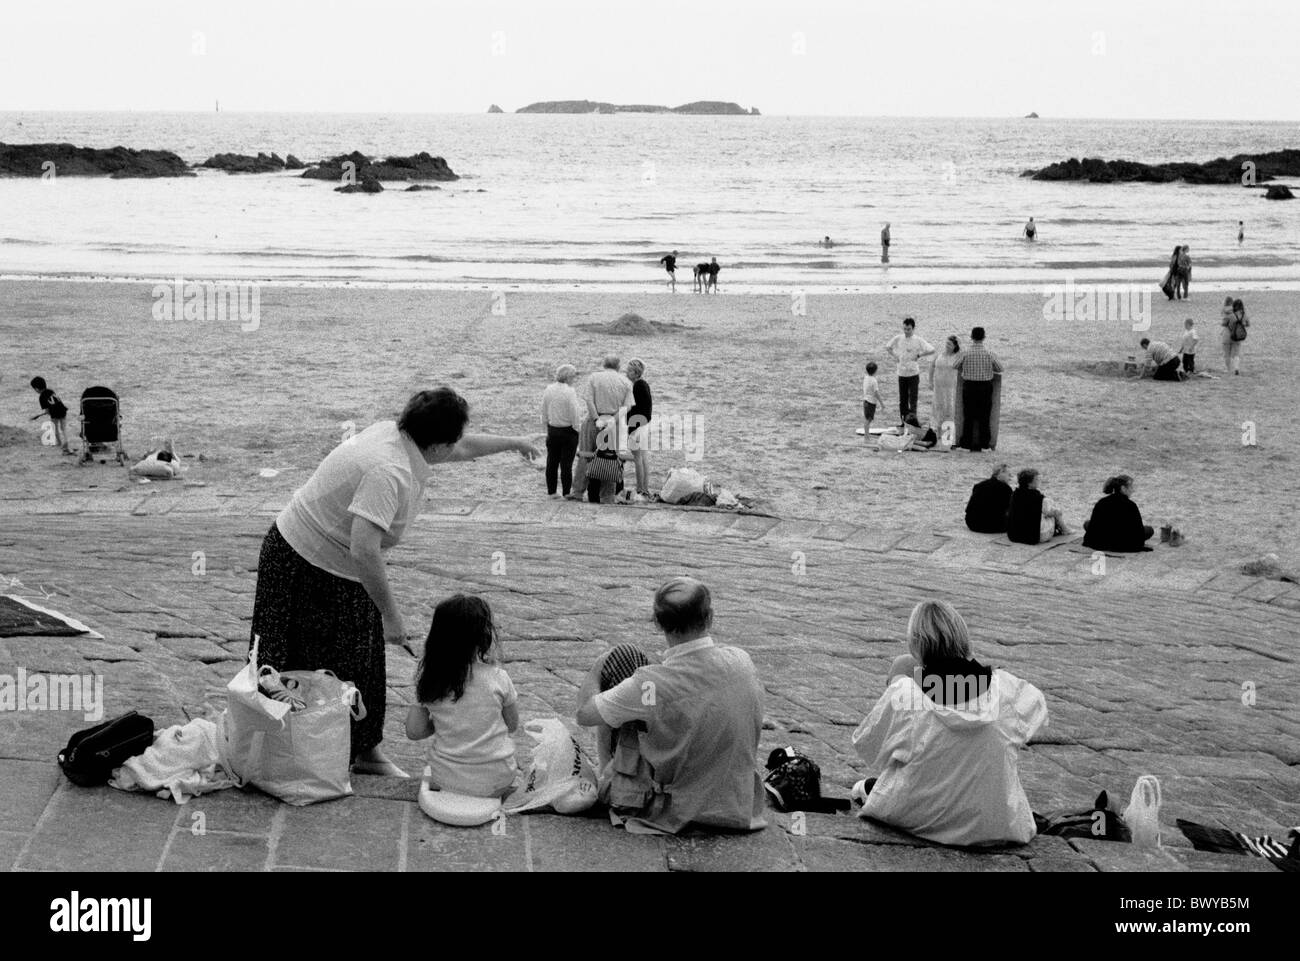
405, 594, 520, 798
851, 600, 1047, 845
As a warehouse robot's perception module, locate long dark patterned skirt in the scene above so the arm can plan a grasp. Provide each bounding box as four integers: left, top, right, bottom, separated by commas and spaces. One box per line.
249, 524, 385, 754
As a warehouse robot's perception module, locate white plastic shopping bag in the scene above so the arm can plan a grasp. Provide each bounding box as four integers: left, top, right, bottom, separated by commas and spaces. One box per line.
1123, 775, 1162, 848
660, 467, 706, 504
502, 718, 598, 815
224, 638, 366, 806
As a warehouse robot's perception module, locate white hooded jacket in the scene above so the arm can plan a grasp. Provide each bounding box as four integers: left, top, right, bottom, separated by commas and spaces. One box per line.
852, 668, 1047, 846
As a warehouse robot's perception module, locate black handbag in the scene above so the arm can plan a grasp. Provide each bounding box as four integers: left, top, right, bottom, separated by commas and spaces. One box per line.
57, 710, 154, 787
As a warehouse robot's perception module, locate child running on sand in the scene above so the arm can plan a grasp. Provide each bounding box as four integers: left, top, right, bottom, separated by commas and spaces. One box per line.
862, 361, 884, 442
29, 376, 73, 454
405, 594, 520, 798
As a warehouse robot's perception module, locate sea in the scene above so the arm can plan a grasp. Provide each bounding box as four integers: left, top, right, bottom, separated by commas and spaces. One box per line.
1, 112, 1298, 291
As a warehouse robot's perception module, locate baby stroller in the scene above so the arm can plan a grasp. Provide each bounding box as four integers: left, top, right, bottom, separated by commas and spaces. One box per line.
78, 386, 128, 466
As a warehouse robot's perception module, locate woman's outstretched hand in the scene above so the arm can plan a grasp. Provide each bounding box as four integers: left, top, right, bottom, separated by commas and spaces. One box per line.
519, 436, 545, 463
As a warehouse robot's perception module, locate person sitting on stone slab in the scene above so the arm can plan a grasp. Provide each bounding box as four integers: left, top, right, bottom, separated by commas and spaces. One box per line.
851, 600, 1048, 846
964, 463, 1012, 533
574, 576, 767, 835
1006, 468, 1072, 544
1082, 474, 1155, 553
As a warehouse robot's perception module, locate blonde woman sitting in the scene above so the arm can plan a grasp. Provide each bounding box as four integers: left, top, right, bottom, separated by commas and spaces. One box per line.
851, 600, 1047, 846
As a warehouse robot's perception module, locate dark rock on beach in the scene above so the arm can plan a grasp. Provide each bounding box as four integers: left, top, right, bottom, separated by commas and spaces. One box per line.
1264, 184, 1295, 200
0, 142, 193, 178
199, 152, 293, 173
1026, 149, 1300, 184
285, 155, 306, 170
303, 151, 459, 182
334, 174, 384, 194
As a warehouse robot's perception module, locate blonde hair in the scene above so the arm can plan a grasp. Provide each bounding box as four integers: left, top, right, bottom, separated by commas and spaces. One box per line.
906, 600, 972, 663
626, 358, 645, 380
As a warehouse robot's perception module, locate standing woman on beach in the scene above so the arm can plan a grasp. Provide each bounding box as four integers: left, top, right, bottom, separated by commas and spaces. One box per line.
541, 364, 585, 497
1221, 297, 1249, 375
626, 359, 653, 498
249, 388, 541, 777
1161, 246, 1181, 300
929, 336, 961, 439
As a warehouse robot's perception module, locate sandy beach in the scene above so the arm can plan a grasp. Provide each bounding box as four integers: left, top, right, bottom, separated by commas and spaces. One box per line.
2, 279, 1296, 575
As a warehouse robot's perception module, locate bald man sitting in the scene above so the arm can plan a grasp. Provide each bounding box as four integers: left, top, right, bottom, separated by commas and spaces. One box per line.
575, 577, 768, 834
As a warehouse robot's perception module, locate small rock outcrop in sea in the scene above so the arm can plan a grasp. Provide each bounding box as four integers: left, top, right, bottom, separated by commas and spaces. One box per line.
1025, 149, 1300, 184
1264, 184, 1295, 200
304, 151, 459, 182
0, 142, 193, 178
405, 184, 441, 191
199, 152, 298, 173
487, 104, 504, 113
1025, 112, 1039, 118
284, 154, 306, 170
334, 174, 384, 194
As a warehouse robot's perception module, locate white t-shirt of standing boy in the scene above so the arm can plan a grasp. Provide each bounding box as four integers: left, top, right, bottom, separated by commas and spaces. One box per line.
886, 334, 935, 378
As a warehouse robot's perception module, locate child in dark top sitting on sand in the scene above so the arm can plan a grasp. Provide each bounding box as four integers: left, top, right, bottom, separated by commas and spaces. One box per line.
29, 376, 73, 454
1007, 468, 1071, 544
965, 463, 1012, 533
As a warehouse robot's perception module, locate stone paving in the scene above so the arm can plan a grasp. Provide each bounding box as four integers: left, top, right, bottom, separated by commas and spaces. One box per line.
1, 485, 1297, 872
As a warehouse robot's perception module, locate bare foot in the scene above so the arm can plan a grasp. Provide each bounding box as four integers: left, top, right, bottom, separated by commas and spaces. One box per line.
352, 747, 409, 778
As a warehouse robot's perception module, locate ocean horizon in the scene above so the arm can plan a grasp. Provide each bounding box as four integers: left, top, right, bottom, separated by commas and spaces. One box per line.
2, 111, 1298, 289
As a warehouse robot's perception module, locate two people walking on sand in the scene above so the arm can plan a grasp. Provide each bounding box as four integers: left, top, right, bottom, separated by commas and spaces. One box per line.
1161, 245, 1192, 300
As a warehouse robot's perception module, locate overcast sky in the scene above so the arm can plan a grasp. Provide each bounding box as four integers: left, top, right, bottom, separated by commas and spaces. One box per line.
2, 0, 1296, 119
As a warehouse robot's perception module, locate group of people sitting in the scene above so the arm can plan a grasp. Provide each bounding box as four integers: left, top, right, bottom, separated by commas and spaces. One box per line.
966, 465, 1156, 551
410, 575, 1047, 845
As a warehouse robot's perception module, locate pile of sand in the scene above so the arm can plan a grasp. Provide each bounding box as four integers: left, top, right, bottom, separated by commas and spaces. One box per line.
605, 313, 656, 336
0, 424, 32, 448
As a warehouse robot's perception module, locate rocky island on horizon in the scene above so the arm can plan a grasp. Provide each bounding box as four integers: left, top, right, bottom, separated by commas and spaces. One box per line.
1025, 148, 1300, 188
515, 100, 758, 115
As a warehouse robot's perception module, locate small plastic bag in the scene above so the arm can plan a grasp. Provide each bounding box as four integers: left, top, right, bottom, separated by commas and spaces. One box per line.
1123, 775, 1162, 848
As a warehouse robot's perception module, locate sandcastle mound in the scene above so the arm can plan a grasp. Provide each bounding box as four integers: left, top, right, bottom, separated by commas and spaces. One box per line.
605, 313, 657, 336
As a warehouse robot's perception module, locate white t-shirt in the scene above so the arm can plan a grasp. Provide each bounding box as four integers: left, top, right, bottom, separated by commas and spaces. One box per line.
276, 421, 431, 582
886, 334, 935, 378
862, 374, 882, 405
1179, 329, 1200, 354
422, 663, 519, 797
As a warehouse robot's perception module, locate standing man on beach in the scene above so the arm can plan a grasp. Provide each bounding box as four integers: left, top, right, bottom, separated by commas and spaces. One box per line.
659, 250, 678, 292
1024, 217, 1037, 241
881, 223, 891, 263
885, 317, 934, 425
955, 327, 1002, 452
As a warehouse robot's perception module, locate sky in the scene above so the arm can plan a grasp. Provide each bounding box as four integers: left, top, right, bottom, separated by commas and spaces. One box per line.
2, 0, 1297, 120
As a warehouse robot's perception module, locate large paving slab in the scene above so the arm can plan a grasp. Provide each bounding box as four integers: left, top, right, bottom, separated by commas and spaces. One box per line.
0, 491, 1296, 872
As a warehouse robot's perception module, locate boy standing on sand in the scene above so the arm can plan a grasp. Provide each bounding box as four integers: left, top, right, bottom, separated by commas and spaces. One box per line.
1179, 318, 1200, 374
862, 361, 884, 442
885, 317, 934, 424
659, 251, 678, 291
29, 376, 73, 454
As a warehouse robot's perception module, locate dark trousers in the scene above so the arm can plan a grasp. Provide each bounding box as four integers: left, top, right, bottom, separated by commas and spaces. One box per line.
1154, 358, 1181, 381
898, 375, 920, 421
545, 425, 579, 495
1182, 353, 1195, 374
961, 379, 994, 451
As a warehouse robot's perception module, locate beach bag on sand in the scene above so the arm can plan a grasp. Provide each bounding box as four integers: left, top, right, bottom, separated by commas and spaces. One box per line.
1159, 272, 1176, 300
1124, 775, 1163, 848
502, 718, 598, 815
224, 641, 366, 806
660, 467, 707, 504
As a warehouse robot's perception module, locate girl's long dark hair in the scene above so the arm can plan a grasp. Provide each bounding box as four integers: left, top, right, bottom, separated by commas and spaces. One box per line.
415, 594, 498, 704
